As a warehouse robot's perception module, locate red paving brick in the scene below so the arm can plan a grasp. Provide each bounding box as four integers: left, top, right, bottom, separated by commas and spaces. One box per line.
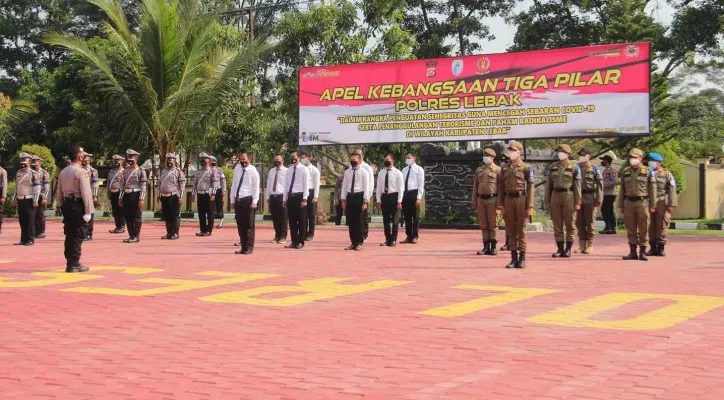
1, 219, 723, 399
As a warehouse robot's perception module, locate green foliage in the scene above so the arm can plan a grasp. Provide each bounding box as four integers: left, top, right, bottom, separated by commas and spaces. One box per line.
220, 166, 233, 191
12, 144, 58, 180
4, 182, 17, 217
0, 93, 38, 152
649, 143, 686, 194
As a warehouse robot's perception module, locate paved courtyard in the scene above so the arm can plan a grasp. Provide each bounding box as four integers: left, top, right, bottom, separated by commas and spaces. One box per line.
1, 219, 723, 399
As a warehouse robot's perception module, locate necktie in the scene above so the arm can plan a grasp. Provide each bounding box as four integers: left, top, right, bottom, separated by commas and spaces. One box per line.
288, 166, 296, 196
235, 169, 246, 199
273, 168, 279, 192
384, 170, 389, 194
405, 167, 411, 192
351, 169, 356, 194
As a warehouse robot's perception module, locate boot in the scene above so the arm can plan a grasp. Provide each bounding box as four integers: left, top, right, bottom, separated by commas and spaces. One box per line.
489, 240, 498, 256
639, 246, 648, 261
552, 241, 564, 258
583, 240, 593, 254
515, 252, 526, 268
622, 244, 638, 260
501, 241, 509, 251
477, 240, 489, 256
658, 244, 666, 257
505, 251, 518, 268
562, 242, 573, 258
645, 242, 658, 256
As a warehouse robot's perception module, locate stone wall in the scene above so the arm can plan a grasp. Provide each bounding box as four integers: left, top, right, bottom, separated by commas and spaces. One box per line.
419, 143, 556, 223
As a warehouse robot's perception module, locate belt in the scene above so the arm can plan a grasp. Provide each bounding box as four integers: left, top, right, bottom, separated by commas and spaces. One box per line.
625, 196, 644, 201
124, 188, 141, 193
197, 191, 206, 194
270, 193, 283, 197
17, 195, 35, 200
405, 189, 418, 193
479, 194, 498, 199
657, 196, 667, 201
506, 191, 525, 198
347, 192, 363, 197
288, 192, 303, 197
235, 196, 252, 202
554, 187, 571, 193
582, 189, 595, 194
160, 193, 174, 197
63, 196, 82, 202
110, 189, 120, 193
382, 192, 399, 196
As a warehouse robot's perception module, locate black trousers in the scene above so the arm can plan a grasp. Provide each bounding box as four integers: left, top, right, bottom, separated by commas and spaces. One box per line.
0, 200, 4, 230
269, 195, 287, 240
287, 193, 307, 245
122, 192, 142, 238
88, 213, 94, 238
402, 190, 420, 239
363, 209, 369, 239
235, 196, 256, 250
602, 195, 617, 230
35, 195, 46, 235
109, 191, 125, 230
214, 191, 225, 219
335, 200, 343, 225
381, 193, 400, 243
61, 199, 88, 267
305, 189, 317, 238
18, 198, 36, 243
161, 195, 180, 235
197, 193, 215, 233
345, 193, 364, 246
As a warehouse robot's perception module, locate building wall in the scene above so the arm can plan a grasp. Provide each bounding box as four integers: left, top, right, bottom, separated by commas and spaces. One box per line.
672, 160, 700, 219
705, 164, 724, 219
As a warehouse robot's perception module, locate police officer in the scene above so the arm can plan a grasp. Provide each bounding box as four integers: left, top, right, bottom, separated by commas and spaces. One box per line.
0, 161, 7, 234
107, 155, 126, 233
545, 144, 581, 258
11, 152, 41, 246
646, 153, 677, 256
81, 153, 99, 240
472, 148, 500, 256
575, 148, 603, 254
376, 153, 403, 247
211, 156, 227, 229
499, 150, 511, 251
300, 152, 321, 241
617, 148, 657, 261
599, 155, 618, 234
56, 146, 94, 272
191, 152, 220, 236
497, 141, 535, 268
158, 153, 186, 240
30, 155, 51, 239
119, 149, 147, 243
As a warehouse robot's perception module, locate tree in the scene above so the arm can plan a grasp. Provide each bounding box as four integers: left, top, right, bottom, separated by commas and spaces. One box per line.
0, 92, 38, 153
44, 0, 267, 159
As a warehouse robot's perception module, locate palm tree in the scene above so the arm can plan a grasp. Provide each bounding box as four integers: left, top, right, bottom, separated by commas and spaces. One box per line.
45, 0, 265, 156
0, 93, 38, 151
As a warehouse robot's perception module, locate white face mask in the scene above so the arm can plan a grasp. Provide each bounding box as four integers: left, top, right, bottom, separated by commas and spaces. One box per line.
579, 156, 588, 163
648, 161, 658, 169
629, 158, 640, 166
482, 156, 492, 164
300, 158, 308, 166
557, 152, 568, 161
508, 151, 520, 160
405, 159, 413, 166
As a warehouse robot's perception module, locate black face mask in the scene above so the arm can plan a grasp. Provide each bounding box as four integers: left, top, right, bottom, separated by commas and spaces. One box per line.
273, 160, 282, 166
291, 157, 298, 163
350, 160, 358, 167
33, 164, 40, 170
82, 161, 90, 166
127, 159, 135, 164
20, 162, 28, 168
384, 160, 392, 167
167, 162, 174, 167
240, 161, 249, 168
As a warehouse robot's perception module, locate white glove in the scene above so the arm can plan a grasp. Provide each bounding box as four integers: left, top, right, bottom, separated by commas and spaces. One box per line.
83, 214, 92, 222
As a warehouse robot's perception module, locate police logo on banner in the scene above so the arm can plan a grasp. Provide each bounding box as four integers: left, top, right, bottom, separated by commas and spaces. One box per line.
451, 59, 464, 76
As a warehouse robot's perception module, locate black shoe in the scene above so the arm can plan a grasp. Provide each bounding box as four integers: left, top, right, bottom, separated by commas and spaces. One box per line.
645, 242, 658, 256
109, 228, 125, 234
354, 245, 363, 251
400, 238, 412, 244
387, 241, 397, 247
306, 235, 314, 241
169, 234, 179, 240
515, 252, 526, 268
195, 232, 206, 237
622, 244, 638, 260
638, 246, 648, 261
14, 241, 26, 246
411, 238, 419, 244
488, 240, 498, 256
345, 245, 355, 250
285, 243, 297, 249
124, 237, 140, 243
658, 244, 666, 257
562, 242, 573, 258
506, 251, 518, 268
24, 241, 34, 246
161, 234, 170, 239
477, 240, 490, 256
65, 265, 89, 273
35, 233, 46, 239
500, 243, 509, 251
83, 236, 93, 241
552, 241, 564, 258
380, 241, 389, 247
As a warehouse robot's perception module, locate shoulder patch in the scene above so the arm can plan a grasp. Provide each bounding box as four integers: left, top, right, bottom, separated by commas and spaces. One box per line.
574, 165, 582, 180
526, 166, 535, 182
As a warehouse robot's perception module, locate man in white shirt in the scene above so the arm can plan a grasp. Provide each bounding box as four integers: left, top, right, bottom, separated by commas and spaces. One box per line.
376, 153, 404, 247
341, 153, 369, 251
354, 148, 374, 242
266, 154, 288, 243
401, 151, 425, 243
283, 151, 310, 249
230, 150, 260, 255
300, 152, 321, 241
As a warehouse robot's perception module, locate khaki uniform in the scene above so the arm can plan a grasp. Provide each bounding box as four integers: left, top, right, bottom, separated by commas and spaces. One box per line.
576, 164, 603, 243
472, 163, 500, 241
120, 166, 148, 239
497, 162, 535, 252
57, 163, 94, 269
545, 162, 581, 243
617, 166, 656, 246
34, 167, 51, 236
107, 165, 125, 231
158, 166, 187, 237
13, 168, 42, 244
649, 168, 677, 245
192, 166, 220, 234
0, 167, 7, 232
